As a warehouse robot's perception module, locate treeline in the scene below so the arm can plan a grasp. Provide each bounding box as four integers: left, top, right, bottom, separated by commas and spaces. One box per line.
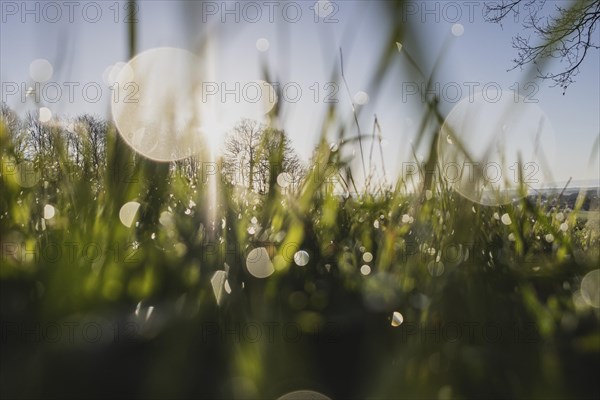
1, 103, 305, 193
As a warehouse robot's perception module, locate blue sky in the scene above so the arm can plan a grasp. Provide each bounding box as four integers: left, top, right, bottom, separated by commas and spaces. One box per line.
1, 0, 598, 186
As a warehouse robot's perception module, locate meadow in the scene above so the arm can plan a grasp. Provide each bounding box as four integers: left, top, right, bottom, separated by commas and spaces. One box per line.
1, 0, 600, 399
1, 100, 599, 398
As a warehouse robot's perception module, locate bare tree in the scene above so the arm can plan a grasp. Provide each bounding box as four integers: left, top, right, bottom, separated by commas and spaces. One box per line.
255, 127, 305, 193
485, 0, 600, 92
75, 114, 108, 176
20, 112, 66, 181
0, 103, 27, 161
222, 119, 304, 193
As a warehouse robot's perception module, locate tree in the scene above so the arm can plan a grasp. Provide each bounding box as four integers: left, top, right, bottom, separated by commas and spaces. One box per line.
73, 114, 108, 178
0, 103, 27, 161
222, 119, 304, 193
484, 0, 600, 92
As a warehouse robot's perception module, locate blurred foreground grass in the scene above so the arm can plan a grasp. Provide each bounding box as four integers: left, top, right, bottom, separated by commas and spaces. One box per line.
1, 1, 600, 397
0, 111, 599, 399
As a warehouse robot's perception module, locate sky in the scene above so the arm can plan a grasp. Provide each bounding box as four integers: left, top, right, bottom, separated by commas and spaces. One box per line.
1, 0, 599, 188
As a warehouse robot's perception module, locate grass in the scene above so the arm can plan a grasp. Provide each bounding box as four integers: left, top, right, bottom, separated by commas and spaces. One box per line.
0, 110, 599, 399
1, 1, 599, 397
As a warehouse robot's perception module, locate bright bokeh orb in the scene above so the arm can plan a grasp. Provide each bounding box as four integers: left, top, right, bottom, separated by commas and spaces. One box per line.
29, 59, 53, 82
119, 201, 141, 228
438, 90, 556, 205
391, 311, 404, 327
39, 107, 52, 122
256, 38, 270, 52
246, 247, 274, 278
451, 23, 464, 37
294, 250, 310, 266
277, 390, 331, 400
581, 269, 600, 308
277, 172, 292, 188
353, 91, 369, 105
43, 204, 56, 220
111, 48, 208, 161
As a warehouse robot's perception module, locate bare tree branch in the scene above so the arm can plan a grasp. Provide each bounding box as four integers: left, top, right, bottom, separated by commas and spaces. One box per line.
485, 0, 600, 93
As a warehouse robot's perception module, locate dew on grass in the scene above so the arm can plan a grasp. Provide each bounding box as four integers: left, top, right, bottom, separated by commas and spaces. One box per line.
211, 270, 228, 306
560, 222, 568, 232
246, 247, 274, 278
294, 250, 310, 266
43, 204, 55, 220
391, 311, 404, 327
119, 201, 140, 228
581, 269, 600, 308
